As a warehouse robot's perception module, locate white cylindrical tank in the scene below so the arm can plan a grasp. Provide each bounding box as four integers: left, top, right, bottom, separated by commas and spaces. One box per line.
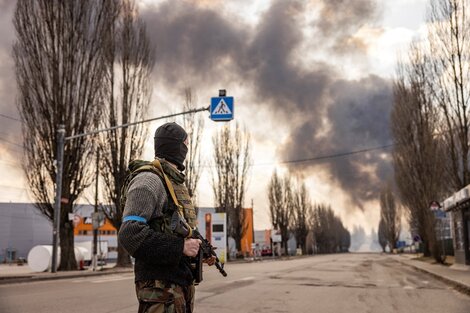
28, 245, 58, 272
28, 245, 88, 272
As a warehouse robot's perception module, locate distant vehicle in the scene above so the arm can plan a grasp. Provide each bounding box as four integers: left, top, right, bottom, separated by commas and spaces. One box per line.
75, 241, 108, 266
261, 245, 272, 256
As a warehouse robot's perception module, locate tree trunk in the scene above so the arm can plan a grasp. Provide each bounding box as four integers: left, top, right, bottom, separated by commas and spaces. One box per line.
282, 238, 288, 256
59, 202, 77, 271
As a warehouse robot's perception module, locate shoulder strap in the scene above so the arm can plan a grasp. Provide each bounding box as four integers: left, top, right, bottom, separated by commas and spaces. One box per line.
152, 159, 193, 238
152, 160, 183, 210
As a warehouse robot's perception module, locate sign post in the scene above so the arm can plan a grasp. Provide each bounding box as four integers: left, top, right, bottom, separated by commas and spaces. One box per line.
210, 90, 234, 122
430, 201, 445, 218
430, 201, 447, 260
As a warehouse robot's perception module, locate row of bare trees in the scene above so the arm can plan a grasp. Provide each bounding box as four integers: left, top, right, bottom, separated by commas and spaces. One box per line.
391, 0, 469, 262
14, 0, 154, 270
310, 204, 351, 254
268, 172, 350, 255
14, 0, 256, 269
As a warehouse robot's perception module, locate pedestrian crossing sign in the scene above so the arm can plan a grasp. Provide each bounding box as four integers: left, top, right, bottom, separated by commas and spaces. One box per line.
210, 96, 234, 121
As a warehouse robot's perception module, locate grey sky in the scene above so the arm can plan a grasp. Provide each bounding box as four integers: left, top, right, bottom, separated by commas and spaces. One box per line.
0, 0, 428, 231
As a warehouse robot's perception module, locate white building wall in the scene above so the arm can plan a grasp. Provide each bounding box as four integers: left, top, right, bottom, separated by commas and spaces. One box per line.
0, 203, 52, 261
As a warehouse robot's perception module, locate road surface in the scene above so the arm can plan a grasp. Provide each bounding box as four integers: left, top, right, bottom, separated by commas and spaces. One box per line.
0, 253, 469, 313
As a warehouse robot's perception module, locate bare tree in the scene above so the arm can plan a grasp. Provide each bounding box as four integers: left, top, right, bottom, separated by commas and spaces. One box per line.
14, 0, 113, 270
379, 183, 401, 251
181, 88, 205, 203
428, 0, 470, 190
391, 43, 447, 261
98, 0, 154, 268
292, 181, 310, 255
212, 123, 251, 252
268, 172, 294, 255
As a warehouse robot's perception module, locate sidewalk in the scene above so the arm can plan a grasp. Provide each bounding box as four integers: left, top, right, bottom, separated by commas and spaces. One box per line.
0, 262, 133, 285
396, 254, 470, 295
2, 254, 470, 292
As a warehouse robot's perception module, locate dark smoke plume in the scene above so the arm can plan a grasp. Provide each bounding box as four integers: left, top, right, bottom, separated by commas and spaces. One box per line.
0, 0, 392, 208
315, 0, 378, 53
139, 0, 392, 207
140, 1, 248, 89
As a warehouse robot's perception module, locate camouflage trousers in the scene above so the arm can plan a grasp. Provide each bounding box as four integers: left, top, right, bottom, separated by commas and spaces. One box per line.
136, 280, 195, 313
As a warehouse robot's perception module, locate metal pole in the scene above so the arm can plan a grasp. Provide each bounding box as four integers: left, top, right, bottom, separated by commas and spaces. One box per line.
65, 106, 210, 141
50, 108, 208, 272
51, 125, 65, 273
92, 149, 99, 271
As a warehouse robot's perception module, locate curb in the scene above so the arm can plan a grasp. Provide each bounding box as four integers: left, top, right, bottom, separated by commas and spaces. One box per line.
0, 268, 133, 285
0, 257, 289, 285
396, 258, 470, 297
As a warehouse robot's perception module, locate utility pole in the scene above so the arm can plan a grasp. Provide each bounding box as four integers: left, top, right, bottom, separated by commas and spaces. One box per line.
92, 149, 100, 271
51, 125, 65, 273
51, 107, 209, 272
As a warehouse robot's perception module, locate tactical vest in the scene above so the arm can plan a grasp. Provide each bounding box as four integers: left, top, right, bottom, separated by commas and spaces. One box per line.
120, 159, 197, 234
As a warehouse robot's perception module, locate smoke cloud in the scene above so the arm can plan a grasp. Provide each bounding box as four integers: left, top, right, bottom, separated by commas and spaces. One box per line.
315, 0, 378, 53
140, 0, 392, 207
0, 0, 393, 208
0, 0, 22, 160
140, 1, 248, 88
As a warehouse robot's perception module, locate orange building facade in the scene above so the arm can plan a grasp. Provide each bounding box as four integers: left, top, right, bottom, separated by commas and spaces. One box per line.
240, 208, 254, 256
73, 216, 117, 237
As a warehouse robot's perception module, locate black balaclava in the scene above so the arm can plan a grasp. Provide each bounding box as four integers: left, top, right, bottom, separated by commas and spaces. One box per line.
154, 122, 188, 171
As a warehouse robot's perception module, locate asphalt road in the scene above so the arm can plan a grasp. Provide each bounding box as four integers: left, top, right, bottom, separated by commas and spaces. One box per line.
0, 253, 469, 313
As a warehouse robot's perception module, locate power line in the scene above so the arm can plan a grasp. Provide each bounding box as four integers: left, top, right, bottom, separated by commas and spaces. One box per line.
0, 137, 24, 150
0, 113, 22, 122
0, 160, 22, 167
66, 106, 210, 140
199, 143, 395, 168
267, 143, 395, 166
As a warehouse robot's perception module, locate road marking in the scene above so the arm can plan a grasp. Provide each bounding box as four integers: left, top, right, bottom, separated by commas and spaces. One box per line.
225, 276, 255, 284
195, 291, 216, 298
92, 276, 132, 283
403, 286, 415, 290
70, 275, 133, 283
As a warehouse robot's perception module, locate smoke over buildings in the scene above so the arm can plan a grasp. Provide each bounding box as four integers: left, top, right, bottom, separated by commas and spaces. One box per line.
140, 0, 393, 208
0, 0, 394, 210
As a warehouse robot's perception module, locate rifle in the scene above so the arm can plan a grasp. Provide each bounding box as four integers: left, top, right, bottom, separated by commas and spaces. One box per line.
171, 211, 227, 283
151, 159, 227, 282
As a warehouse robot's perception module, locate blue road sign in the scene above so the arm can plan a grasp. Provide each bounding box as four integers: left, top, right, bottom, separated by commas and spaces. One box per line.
433, 209, 446, 219
210, 96, 234, 121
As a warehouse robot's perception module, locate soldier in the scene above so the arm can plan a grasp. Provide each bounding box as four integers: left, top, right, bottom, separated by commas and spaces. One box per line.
118, 122, 214, 313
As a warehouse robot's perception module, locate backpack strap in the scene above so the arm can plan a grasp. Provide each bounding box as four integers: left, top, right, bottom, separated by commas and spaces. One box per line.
152, 159, 193, 238
152, 160, 182, 209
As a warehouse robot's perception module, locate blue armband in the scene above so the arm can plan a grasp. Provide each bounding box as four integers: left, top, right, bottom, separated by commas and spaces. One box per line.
123, 215, 147, 224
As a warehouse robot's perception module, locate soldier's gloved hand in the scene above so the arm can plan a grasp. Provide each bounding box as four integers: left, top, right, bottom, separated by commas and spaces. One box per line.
183, 238, 201, 257
203, 256, 216, 266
